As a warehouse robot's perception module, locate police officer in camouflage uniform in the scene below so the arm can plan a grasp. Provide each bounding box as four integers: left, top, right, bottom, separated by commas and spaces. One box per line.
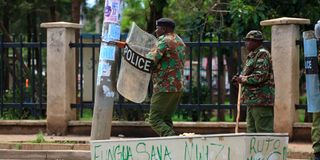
313, 112, 320, 159
232, 30, 275, 133
312, 22, 320, 160
146, 18, 186, 136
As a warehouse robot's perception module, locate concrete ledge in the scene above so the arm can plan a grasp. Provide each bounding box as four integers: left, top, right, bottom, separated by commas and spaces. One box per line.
0, 149, 90, 160
0, 120, 311, 142
40, 22, 82, 29
292, 122, 312, 142
68, 121, 248, 137
0, 120, 46, 125
288, 150, 313, 159
0, 143, 89, 150
260, 17, 310, 26
0, 120, 46, 134
287, 143, 313, 159
293, 122, 312, 128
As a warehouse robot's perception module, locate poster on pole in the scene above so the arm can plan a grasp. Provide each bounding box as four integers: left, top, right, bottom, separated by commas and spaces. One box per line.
104, 0, 121, 23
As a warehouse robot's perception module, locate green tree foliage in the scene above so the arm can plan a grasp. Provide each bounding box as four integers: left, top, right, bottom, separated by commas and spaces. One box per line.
227, 0, 320, 38
2, 0, 320, 36
82, 0, 104, 33
164, 0, 219, 39
121, 0, 149, 32
228, 0, 267, 37
0, 0, 77, 36
263, 0, 320, 30
83, 0, 168, 33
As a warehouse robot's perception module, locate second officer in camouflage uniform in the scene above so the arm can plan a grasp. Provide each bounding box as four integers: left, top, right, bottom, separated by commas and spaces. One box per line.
232, 30, 275, 133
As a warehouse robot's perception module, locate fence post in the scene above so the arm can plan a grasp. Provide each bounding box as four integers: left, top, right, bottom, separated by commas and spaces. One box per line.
261, 17, 310, 137
40, 22, 81, 135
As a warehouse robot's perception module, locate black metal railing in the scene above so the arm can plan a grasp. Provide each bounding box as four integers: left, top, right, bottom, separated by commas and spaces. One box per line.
0, 34, 46, 119
0, 33, 309, 121
69, 33, 308, 122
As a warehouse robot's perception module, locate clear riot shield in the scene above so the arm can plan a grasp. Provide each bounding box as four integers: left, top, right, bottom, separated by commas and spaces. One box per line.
117, 22, 157, 103
303, 31, 320, 112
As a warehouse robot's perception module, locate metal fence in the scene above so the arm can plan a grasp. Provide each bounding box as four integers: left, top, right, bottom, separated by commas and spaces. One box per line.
0, 33, 308, 121
0, 34, 46, 119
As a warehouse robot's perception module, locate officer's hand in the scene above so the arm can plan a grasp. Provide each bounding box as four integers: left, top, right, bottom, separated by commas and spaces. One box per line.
231, 75, 247, 86
107, 41, 126, 48
231, 75, 244, 86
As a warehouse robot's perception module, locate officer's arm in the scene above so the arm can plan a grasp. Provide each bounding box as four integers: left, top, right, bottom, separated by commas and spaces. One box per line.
242, 52, 271, 85
146, 37, 167, 65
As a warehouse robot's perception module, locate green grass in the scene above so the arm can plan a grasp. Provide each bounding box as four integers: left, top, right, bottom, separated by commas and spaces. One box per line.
80, 109, 93, 121
80, 106, 308, 122
32, 131, 46, 143
15, 143, 22, 150
298, 110, 305, 122
172, 111, 235, 122
172, 114, 193, 121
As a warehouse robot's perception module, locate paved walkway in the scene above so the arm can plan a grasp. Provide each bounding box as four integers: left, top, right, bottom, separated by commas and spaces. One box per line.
0, 134, 314, 159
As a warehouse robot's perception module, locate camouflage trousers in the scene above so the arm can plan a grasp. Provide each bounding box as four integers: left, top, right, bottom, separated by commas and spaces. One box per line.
246, 105, 274, 133
312, 112, 320, 153
149, 92, 182, 137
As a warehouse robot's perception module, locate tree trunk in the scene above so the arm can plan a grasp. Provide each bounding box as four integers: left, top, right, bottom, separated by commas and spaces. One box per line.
0, 21, 31, 83
27, 0, 39, 70
217, 50, 226, 121
49, 0, 57, 21
146, 0, 168, 33
1, 0, 10, 90
95, 16, 100, 33
72, 0, 81, 40
71, 0, 81, 67
72, 0, 81, 24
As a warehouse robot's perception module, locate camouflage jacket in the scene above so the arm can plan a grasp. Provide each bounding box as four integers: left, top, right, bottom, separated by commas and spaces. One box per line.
240, 45, 275, 106
146, 32, 186, 94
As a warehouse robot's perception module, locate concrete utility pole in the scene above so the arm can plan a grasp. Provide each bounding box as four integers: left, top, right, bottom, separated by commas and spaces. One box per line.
91, 0, 123, 140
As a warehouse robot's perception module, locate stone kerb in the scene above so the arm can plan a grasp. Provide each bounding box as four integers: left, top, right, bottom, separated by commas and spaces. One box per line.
260, 17, 310, 26
41, 22, 82, 135
40, 21, 82, 29
260, 17, 310, 137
